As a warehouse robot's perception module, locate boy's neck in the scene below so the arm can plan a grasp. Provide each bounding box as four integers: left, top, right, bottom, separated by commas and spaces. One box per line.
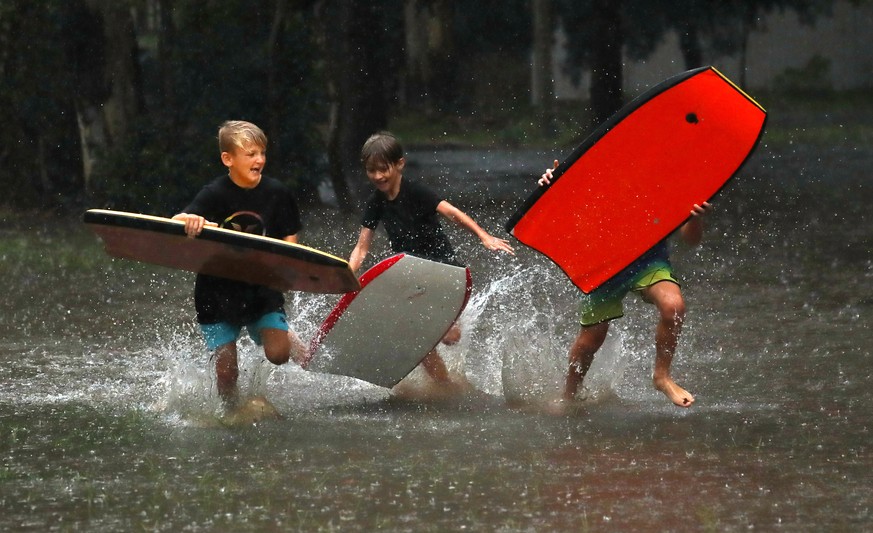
229, 171, 261, 189
385, 174, 402, 200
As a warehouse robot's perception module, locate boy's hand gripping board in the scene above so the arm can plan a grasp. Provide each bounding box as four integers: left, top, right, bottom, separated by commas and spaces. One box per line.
84, 209, 360, 294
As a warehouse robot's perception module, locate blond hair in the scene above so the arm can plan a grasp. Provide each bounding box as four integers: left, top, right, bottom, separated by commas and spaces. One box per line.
218, 120, 267, 153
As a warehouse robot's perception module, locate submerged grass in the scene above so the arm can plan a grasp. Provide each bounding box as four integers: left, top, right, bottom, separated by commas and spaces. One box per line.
0, 209, 166, 279
757, 89, 873, 147
389, 100, 593, 150
390, 90, 873, 150
0, 223, 114, 278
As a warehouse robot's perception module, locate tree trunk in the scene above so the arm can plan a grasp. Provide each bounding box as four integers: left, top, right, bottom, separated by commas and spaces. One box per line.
267, 0, 288, 178
531, 0, 556, 137
402, 0, 455, 112
425, 0, 455, 110
403, 0, 428, 108
95, 0, 142, 144
738, 4, 758, 89
156, 0, 178, 128
71, 0, 142, 194
588, 0, 623, 128
315, 0, 356, 211
678, 24, 703, 70
317, 0, 392, 210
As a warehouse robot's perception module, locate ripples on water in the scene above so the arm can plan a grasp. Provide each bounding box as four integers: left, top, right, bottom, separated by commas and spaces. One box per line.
1, 143, 872, 531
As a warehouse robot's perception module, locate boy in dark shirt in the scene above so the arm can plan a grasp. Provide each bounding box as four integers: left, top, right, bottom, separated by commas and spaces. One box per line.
173, 121, 306, 407
348, 131, 514, 387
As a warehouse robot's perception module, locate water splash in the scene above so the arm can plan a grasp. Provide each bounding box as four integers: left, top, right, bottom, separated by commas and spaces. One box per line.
439, 261, 632, 406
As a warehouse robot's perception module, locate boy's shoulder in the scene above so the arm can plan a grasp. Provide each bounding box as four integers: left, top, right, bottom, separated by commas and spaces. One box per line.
198, 174, 233, 192
399, 177, 439, 197
260, 175, 290, 190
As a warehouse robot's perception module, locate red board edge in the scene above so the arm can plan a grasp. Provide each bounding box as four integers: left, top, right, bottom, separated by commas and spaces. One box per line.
302, 253, 406, 367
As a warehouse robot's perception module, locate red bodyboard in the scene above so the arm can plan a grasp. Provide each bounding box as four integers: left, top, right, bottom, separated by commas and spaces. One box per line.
506, 67, 766, 293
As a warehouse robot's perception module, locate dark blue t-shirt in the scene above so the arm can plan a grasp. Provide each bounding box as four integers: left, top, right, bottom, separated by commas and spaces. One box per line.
182, 175, 302, 325
361, 178, 459, 265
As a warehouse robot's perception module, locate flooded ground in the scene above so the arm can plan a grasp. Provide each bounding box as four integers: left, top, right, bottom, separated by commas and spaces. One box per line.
1, 109, 872, 531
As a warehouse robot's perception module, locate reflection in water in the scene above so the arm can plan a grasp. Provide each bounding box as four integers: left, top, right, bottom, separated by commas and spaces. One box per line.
2, 142, 873, 530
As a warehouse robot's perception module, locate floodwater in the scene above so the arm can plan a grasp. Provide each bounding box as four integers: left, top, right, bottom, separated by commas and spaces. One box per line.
2, 122, 873, 531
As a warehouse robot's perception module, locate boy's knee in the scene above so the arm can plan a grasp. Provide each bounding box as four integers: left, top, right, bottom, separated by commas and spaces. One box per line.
260, 328, 292, 365
659, 297, 686, 323
264, 347, 290, 365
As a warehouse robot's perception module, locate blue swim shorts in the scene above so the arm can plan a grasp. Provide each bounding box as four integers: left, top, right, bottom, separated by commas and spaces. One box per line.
200, 310, 289, 351
579, 261, 680, 326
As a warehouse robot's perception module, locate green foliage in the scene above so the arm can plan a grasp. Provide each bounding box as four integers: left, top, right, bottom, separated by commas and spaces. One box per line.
771, 54, 834, 96
88, 117, 215, 213
390, 100, 591, 149
88, 1, 325, 211
0, 0, 325, 212
0, 0, 854, 213
452, 0, 532, 56
0, 0, 83, 208
556, 0, 838, 79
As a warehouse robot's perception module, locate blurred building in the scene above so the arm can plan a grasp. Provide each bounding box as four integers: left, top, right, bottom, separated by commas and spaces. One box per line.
553, 0, 873, 98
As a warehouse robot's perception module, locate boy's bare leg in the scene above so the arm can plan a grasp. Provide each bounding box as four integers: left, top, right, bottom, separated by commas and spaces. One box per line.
441, 323, 461, 345
563, 322, 609, 400
644, 282, 695, 408
421, 349, 451, 382
214, 342, 240, 404
261, 328, 307, 366
287, 330, 308, 365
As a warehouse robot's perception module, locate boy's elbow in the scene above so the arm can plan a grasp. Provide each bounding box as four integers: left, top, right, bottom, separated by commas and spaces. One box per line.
682, 230, 703, 247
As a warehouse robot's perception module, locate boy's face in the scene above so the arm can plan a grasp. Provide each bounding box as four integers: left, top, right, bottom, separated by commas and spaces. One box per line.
365, 157, 404, 195
222, 142, 266, 189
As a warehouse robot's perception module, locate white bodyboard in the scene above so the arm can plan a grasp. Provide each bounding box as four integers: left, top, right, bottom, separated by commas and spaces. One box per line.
306, 254, 472, 388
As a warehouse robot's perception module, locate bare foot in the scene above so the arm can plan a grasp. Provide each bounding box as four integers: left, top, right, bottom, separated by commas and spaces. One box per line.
544, 397, 572, 416
542, 393, 594, 416
392, 372, 473, 401
654, 376, 695, 408
221, 396, 282, 426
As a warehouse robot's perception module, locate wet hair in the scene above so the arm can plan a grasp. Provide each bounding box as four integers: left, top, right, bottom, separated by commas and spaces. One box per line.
218, 120, 267, 153
360, 131, 403, 167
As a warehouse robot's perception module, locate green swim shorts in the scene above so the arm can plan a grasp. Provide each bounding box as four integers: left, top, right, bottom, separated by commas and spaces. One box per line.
579, 261, 680, 326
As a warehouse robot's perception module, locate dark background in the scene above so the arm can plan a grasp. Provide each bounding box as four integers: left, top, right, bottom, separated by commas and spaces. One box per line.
0, 0, 863, 214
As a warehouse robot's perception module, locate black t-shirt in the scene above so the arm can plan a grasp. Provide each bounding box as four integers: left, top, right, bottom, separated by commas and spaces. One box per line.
182, 175, 302, 325
361, 178, 458, 265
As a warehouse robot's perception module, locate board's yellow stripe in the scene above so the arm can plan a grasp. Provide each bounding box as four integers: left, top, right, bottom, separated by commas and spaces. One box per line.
710, 66, 766, 113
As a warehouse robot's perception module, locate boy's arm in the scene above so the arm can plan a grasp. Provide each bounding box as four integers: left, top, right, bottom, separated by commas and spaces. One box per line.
348, 227, 375, 273
679, 202, 711, 247
172, 213, 217, 238
436, 201, 515, 255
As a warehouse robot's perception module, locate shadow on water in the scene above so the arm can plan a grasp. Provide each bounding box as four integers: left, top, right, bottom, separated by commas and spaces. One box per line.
2, 116, 873, 530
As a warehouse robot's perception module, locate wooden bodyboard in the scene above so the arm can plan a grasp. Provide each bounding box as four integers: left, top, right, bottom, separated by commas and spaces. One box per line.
305, 254, 472, 388
84, 209, 360, 294
506, 66, 766, 293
